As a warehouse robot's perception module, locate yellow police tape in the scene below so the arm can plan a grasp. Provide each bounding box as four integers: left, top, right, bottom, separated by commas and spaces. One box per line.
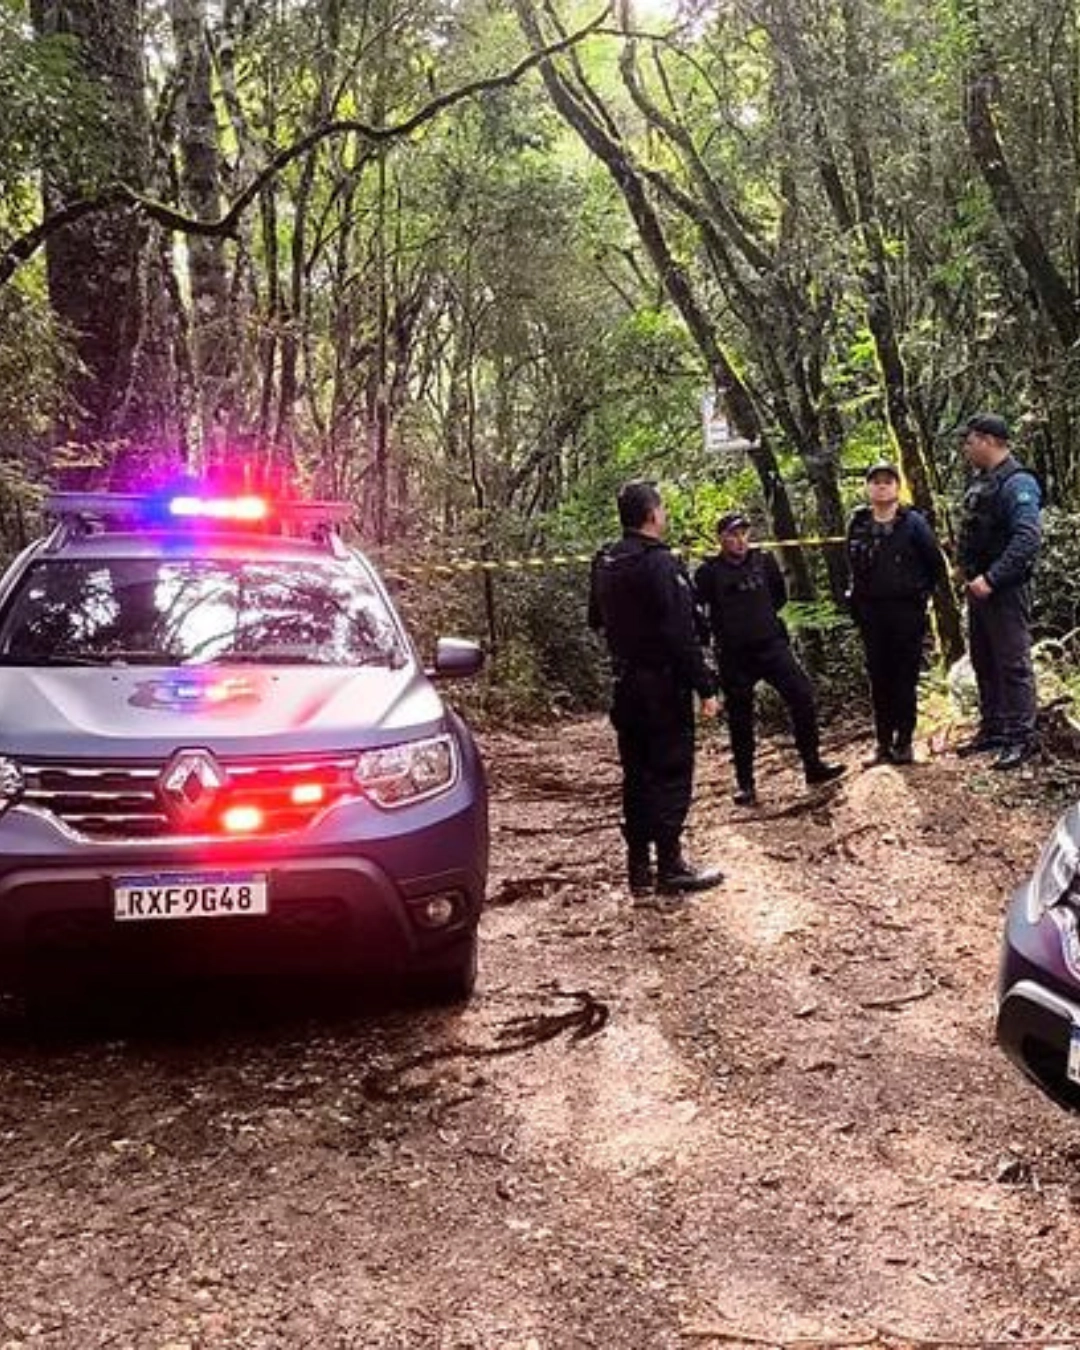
380, 535, 849, 581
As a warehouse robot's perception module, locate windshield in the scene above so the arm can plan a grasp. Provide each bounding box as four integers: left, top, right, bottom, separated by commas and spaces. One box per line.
0, 557, 407, 668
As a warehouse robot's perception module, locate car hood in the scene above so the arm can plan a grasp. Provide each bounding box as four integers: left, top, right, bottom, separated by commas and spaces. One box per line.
0, 664, 446, 758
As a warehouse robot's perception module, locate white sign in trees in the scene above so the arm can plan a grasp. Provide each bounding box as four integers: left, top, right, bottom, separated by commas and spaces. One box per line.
701, 391, 758, 458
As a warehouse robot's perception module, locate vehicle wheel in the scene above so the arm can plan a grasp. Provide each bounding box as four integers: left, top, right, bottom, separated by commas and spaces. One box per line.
414, 936, 478, 1006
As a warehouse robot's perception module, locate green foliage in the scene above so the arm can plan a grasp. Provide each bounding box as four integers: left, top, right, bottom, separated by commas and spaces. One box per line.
387, 560, 605, 722
0, 282, 68, 550
0, 2, 112, 220
1033, 632, 1080, 724
782, 598, 852, 637
1033, 510, 1080, 637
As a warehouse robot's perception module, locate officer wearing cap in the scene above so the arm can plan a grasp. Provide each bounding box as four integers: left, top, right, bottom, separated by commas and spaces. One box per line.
588, 480, 723, 899
956, 413, 1042, 769
846, 462, 945, 764
694, 511, 844, 806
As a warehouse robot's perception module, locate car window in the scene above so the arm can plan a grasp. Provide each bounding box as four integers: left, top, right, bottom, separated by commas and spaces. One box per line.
0, 557, 406, 667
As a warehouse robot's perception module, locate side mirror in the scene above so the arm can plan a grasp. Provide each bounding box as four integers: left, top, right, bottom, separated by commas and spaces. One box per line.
427, 637, 484, 680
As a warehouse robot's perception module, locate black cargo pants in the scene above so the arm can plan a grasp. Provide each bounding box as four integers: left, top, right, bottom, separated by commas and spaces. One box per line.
720, 637, 820, 790
855, 598, 927, 748
968, 584, 1037, 744
611, 665, 695, 853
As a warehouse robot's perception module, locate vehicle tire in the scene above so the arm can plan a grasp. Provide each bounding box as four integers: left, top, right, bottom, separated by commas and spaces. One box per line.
414, 935, 478, 1006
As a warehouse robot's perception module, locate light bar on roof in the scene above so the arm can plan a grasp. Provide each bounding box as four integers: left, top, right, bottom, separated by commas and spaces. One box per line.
43, 491, 355, 528
44, 493, 147, 519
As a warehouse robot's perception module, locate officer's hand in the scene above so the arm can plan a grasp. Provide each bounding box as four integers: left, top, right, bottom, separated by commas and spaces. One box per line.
700, 696, 720, 720
967, 574, 993, 601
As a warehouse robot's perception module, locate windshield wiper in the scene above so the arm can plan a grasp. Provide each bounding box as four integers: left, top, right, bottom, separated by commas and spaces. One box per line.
0, 652, 119, 667
98, 651, 181, 665
197, 650, 403, 668
198, 651, 341, 666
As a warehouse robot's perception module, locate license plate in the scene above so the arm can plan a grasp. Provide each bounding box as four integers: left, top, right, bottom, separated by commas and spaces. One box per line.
113, 871, 268, 922
1068, 1025, 1080, 1086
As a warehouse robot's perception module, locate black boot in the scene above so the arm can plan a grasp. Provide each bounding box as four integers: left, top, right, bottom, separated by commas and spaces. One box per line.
957, 731, 1002, 758
623, 829, 654, 898
891, 738, 914, 765
992, 739, 1038, 771
627, 847, 654, 898
805, 760, 845, 786
656, 839, 724, 895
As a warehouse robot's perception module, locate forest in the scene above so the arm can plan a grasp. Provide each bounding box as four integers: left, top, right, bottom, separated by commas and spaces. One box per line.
8, 8, 1080, 1343
2, 0, 1079, 713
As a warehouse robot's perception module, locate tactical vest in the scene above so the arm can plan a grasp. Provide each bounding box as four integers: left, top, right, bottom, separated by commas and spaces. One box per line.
700, 550, 785, 648
593, 534, 693, 670
957, 459, 1032, 581
847, 506, 930, 602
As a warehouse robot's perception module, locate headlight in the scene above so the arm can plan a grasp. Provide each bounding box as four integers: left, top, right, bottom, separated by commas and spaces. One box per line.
0, 757, 23, 810
1027, 806, 1080, 920
354, 735, 457, 808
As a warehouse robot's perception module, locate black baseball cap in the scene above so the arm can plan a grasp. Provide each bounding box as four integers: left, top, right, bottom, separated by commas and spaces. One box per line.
961, 413, 1010, 441
716, 511, 751, 535
864, 461, 900, 482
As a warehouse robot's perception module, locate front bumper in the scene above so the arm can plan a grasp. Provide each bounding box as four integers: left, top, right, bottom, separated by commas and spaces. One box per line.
997, 882, 1080, 1110
0, 788, 487, 991
997, 979, 1080, 1111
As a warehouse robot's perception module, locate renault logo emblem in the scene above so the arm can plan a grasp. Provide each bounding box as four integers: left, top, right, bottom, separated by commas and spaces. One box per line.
159, 749, 227, 828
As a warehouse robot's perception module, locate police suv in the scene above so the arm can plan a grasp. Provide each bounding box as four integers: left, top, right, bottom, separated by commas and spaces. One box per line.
0, 490, 488, 1002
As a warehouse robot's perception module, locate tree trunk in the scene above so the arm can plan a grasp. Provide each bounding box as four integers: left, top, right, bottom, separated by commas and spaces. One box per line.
767, 0, 964, 655
513, 0, 813, 597
32, 0, 153, 465
959, 0, 1080, 350
171, 0, 230, 460
837, 0, 964, 658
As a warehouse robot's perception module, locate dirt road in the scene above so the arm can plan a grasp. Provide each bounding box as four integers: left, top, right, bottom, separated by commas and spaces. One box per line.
1, 719, 1078, 1349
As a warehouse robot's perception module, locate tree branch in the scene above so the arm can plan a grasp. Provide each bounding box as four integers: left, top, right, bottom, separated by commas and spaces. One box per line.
963, 51, 1080, 349
0, 6, 611, 288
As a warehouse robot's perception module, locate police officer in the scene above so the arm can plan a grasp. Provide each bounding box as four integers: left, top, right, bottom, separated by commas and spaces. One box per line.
588, 480, 723, 898
846, 463, 945, 765
694, 511, 844, 806
956, 413, 1042, 770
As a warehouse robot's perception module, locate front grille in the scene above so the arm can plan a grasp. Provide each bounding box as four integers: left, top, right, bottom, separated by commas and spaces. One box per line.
20, 755, 356, 841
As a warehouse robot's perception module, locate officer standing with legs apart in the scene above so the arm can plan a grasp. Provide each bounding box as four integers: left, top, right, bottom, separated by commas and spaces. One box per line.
694, 512, 844, 807
846, 463, 945, 765
956, 414, 1042, 771
588, 481, 724, 900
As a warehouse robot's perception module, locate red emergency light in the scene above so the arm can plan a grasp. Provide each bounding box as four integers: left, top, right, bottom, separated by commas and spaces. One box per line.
168, 494, 269, 522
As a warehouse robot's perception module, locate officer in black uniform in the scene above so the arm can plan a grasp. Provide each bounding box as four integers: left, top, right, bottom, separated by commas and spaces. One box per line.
694, 511, 844, 806
588, 480, 723, 899
956, 413, 1042, 770
846, 462, 945, 765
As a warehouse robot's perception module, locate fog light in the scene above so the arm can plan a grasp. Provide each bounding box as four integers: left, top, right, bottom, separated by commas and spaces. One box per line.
222, 804, 264, 834
416, 892, 460, 929
0, 756, 23, 805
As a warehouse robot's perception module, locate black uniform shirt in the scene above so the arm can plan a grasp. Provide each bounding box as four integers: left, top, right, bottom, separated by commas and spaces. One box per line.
693, 549, 788, 652
588, 532, 717, 699
846, 505, 944, 603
